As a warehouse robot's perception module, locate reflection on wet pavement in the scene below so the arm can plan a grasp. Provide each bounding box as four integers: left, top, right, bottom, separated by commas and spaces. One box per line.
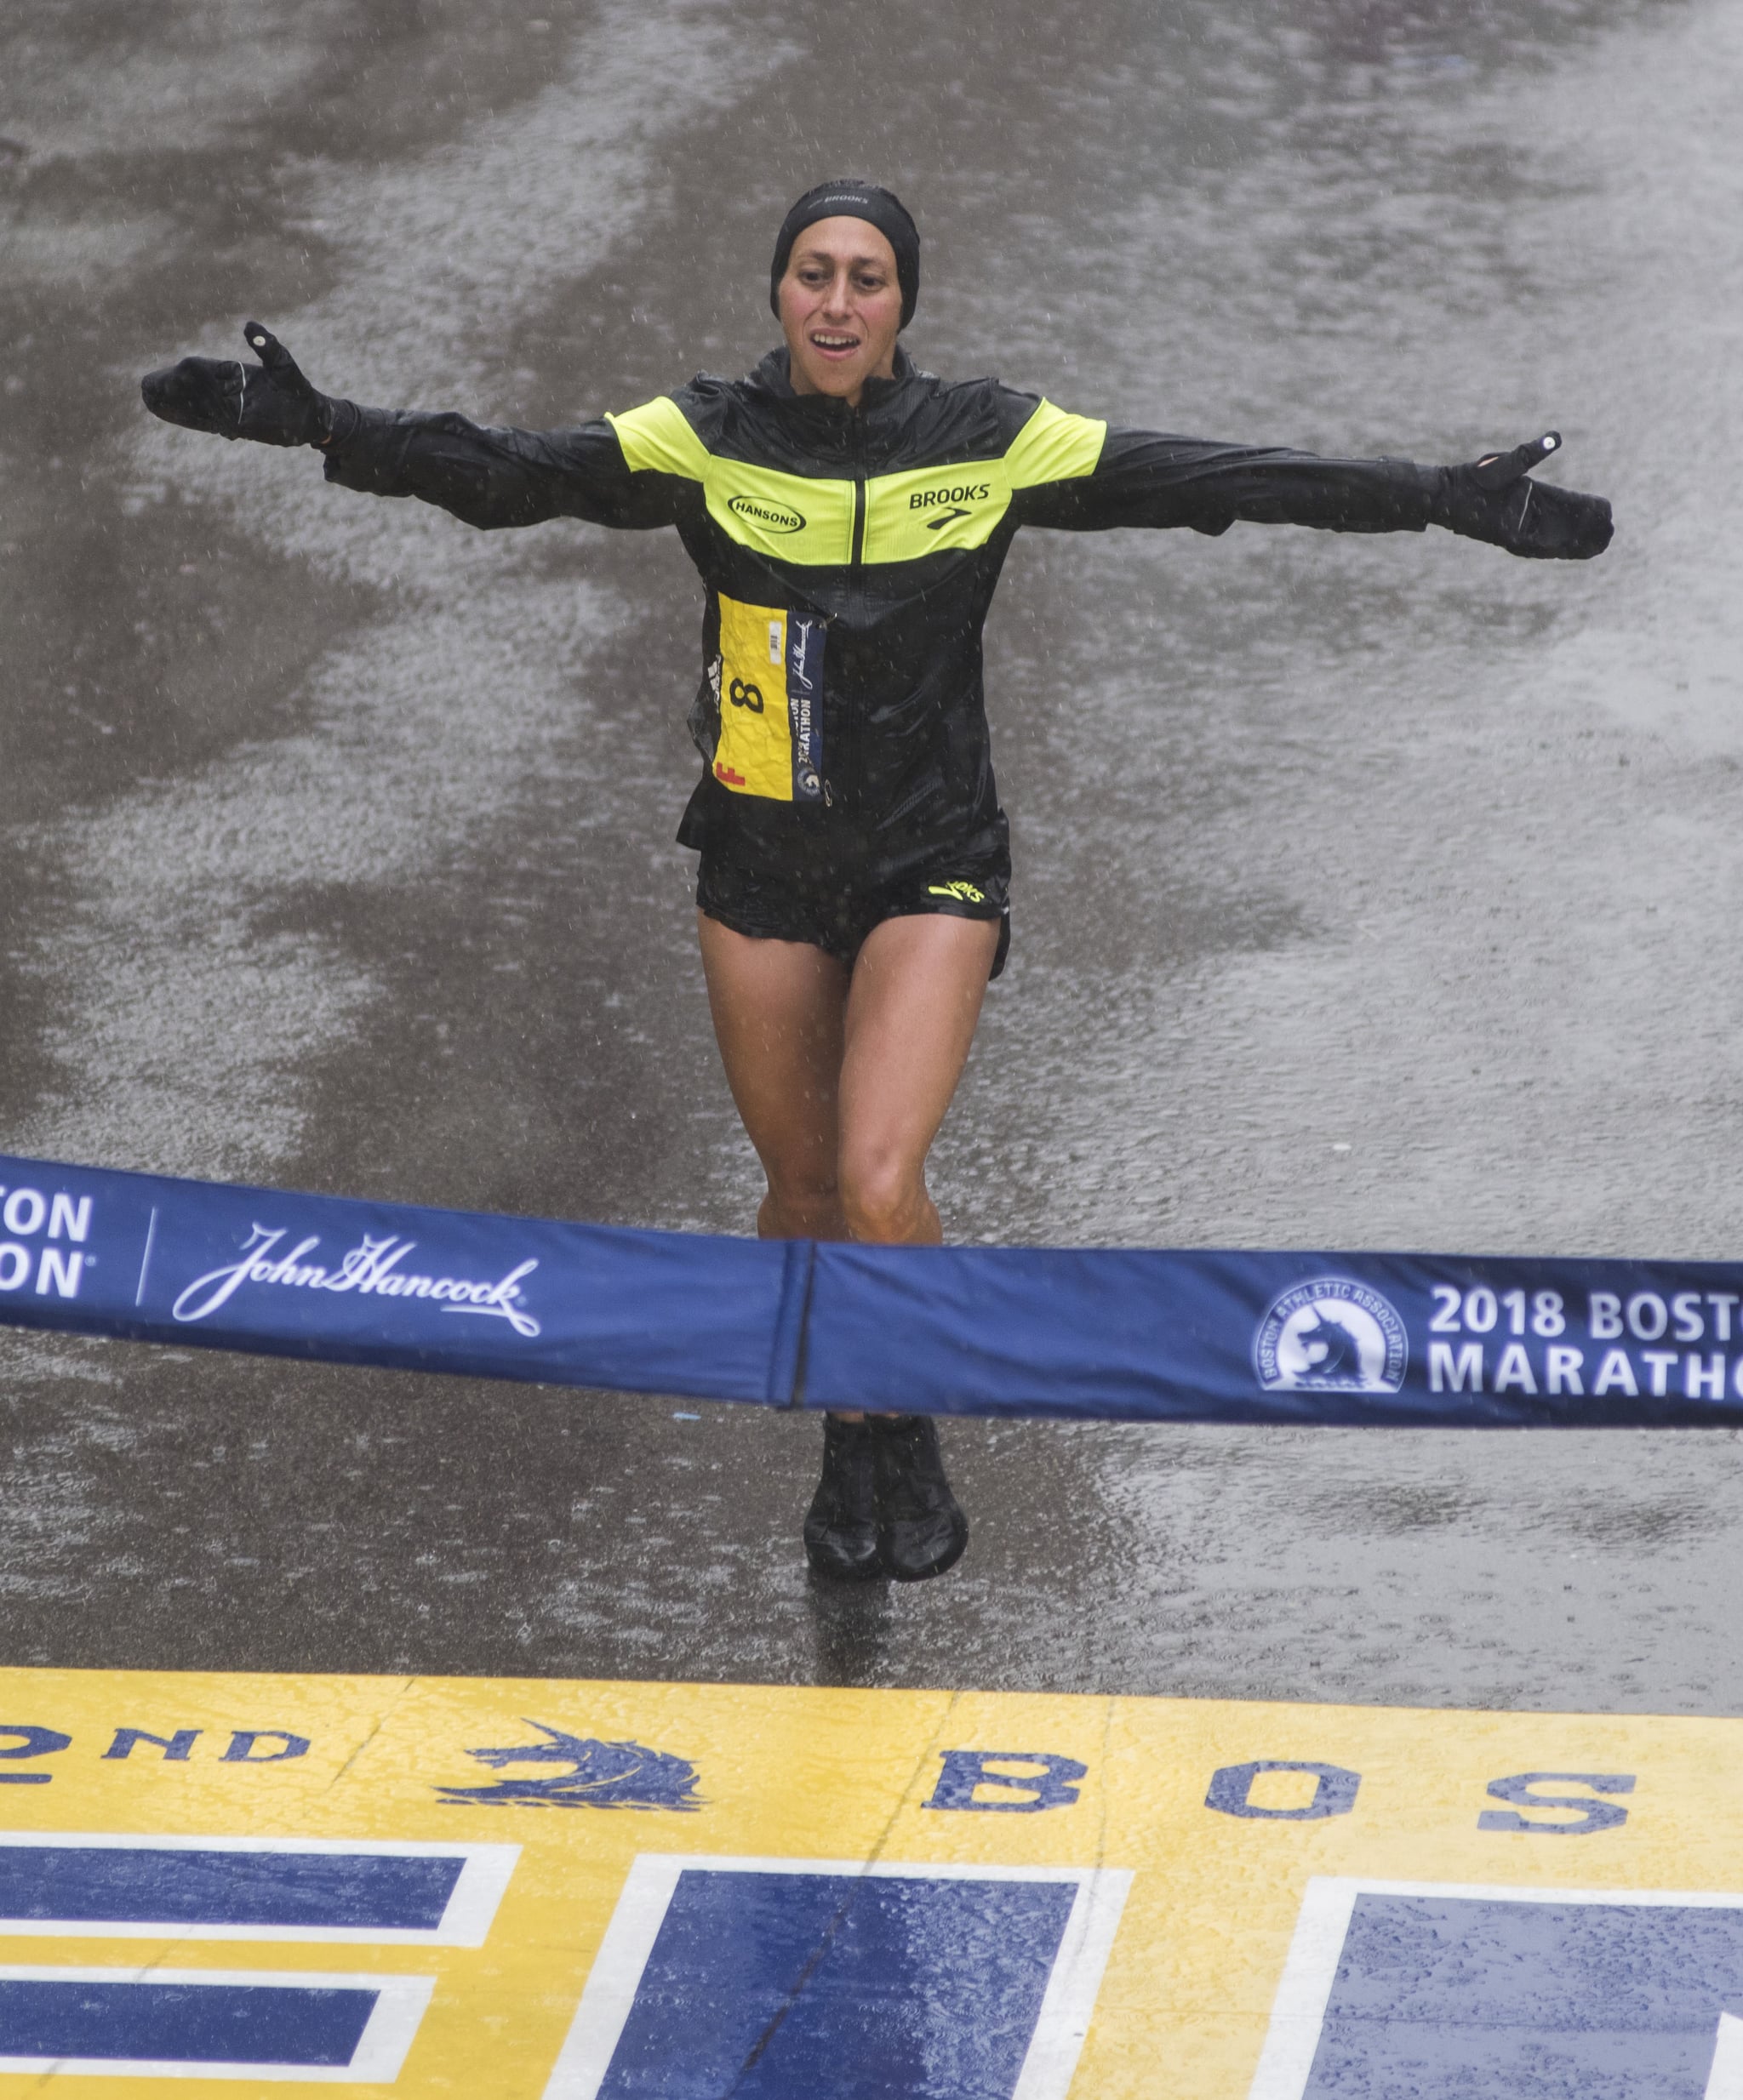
3, 0, 1741, 1707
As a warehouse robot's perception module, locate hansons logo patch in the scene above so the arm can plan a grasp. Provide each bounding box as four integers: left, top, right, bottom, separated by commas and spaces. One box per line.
1254, 1276, 1408, 1394
727, 493, 805, 534
172, 1225, 540, 1338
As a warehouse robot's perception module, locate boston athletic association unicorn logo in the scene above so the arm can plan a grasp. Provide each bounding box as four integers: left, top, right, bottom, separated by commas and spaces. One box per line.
437, 1721, 703, 1811
1254, 1277, 1409, 1395
1290, 1307, 1369, 1385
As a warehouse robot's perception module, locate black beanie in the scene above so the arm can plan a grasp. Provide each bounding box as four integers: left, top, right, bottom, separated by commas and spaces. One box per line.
769, 180, 920, 331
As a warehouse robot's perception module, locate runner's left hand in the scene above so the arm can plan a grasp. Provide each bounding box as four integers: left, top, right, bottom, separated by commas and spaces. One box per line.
1431, 431, 1613, 559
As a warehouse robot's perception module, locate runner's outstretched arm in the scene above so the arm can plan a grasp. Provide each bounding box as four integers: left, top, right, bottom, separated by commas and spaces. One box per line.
1010, 408, 1612, 560
141, 322, 685, 534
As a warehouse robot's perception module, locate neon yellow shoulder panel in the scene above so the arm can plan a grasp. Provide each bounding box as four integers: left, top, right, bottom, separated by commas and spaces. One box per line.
862, 462, 1011, 563
1004, 399, 1107, 488
610, 393, 1103, 564
609, 400, 855, 562
703, 459, 857, 565
861, 401, 1107, 562
605, 397, 711, 480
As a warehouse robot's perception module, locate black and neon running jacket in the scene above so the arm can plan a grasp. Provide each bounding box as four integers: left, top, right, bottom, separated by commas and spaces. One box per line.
323, 346, 1441, 863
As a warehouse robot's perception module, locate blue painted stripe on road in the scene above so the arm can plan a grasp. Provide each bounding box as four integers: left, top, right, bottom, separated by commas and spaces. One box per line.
0, 1843, 462, 1931
0, 1977, 376, 2067
1251, 1880, 1743, 2100
546, 1858, 1131, 2100
600, 1869, 1075, 2096
9, 1147, 1743, 1426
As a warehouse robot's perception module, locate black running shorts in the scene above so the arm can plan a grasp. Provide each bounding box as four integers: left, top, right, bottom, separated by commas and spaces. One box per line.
694, 830, 1011, 980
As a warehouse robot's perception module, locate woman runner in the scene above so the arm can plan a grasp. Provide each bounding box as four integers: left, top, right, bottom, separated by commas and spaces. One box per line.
141, 180, 1612, 1586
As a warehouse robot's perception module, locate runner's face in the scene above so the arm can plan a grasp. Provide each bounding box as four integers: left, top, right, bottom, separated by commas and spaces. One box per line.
778, 218, 902, 407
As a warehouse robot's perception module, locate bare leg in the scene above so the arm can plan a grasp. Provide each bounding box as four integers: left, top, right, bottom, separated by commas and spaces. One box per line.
695, 913, 849, 1241
831, 913, 997, 1578
698, 911, 877, 1578
703, 909, 999, 1403
699, 908, 997, 1584
837, 913, 1001, 1243
699, 908, 999, 1243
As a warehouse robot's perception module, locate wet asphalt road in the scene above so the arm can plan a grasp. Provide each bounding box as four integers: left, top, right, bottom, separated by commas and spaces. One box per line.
3, 0, 1741, 1710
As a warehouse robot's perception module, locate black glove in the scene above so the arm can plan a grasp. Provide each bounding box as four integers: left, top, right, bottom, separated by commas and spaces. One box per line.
140, 322, 354, 448
1430, 431, 1613, 560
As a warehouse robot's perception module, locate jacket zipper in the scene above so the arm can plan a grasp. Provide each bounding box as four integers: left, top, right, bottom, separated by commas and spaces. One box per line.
850, 430, 866, 567
834, 412, 867, 811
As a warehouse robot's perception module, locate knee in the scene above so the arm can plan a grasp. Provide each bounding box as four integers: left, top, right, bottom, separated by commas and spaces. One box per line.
838, 1149, 929, 1243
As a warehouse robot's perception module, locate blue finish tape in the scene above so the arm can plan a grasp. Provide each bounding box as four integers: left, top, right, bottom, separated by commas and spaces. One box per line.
5, 1150, 1743, 1425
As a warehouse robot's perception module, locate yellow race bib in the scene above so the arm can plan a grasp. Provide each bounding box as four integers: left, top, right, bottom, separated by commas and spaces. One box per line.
711, 594, 825, 803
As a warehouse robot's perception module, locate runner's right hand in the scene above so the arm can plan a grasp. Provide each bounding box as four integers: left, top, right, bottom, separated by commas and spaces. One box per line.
140, 322, 346, 448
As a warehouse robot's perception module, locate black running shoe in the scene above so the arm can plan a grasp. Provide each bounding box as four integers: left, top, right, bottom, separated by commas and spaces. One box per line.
873, 1415, 969, 1582
803, 1415, 883, 1582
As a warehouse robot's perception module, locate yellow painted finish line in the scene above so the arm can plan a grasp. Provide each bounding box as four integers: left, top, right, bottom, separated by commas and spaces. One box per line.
0, 1667, 1737, 2094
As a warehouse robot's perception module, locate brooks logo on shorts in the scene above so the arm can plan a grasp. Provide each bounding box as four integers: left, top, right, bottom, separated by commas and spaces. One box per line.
926, 881, 986, 904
